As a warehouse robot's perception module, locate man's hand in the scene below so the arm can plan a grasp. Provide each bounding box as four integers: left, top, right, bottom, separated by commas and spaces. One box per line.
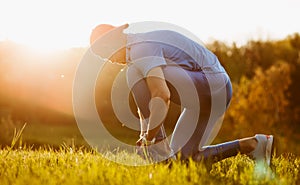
136, 136, 175, 162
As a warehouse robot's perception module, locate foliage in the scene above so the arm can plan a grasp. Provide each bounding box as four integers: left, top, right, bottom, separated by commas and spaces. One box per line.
221, 61, 299, 153
226, 62, 291, 135
208, 34, 300, 154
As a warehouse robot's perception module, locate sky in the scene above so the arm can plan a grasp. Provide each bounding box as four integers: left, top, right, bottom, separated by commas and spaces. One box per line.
0, 0, 299, 51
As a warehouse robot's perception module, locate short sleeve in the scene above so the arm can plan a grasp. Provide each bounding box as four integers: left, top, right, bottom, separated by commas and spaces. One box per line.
128, 42, 166, 77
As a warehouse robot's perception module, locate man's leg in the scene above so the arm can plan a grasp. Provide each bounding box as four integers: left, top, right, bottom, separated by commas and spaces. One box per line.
163, 67, 212, 159
193, 140, 240, 162
193, 135, 273, 165
163, 67, 234, 160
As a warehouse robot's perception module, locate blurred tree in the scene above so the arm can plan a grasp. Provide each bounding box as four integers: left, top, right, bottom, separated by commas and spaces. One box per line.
287, 33, 300, 127
223, 62, 292, 152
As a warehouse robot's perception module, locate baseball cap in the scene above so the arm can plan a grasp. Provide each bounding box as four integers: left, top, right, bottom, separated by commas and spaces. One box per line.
89, 23, 128, 58
90, 24, 116, 45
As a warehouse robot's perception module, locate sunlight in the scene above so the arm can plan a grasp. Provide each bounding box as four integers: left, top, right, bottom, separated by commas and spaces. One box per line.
27, 44, 61, 54
12, 37, 68, 54
1, 0, 299, 52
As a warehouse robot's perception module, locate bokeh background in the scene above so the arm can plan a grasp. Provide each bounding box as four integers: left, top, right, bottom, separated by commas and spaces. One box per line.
0, 0, 299, 155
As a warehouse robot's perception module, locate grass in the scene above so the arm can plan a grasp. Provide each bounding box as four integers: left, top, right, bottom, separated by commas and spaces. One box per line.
0, 146, 299, 185
0, 118, 299, 185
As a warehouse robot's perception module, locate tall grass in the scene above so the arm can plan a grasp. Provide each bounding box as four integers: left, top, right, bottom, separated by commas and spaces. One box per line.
0, 116, 25, 146
0, 147, 299, 185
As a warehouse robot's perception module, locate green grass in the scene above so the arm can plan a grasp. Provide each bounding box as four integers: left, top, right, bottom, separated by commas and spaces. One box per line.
0, 117, 299, 184
0, 147, 299, 185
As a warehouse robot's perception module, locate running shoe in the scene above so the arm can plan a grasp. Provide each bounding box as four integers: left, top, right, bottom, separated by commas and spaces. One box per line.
250, 134, 274, 165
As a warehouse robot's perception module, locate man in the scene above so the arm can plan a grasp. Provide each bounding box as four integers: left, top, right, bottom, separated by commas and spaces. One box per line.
90, 23, 274, 165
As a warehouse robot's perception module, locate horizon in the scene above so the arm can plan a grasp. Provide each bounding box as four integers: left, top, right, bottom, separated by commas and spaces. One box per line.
0, 30, 298, 53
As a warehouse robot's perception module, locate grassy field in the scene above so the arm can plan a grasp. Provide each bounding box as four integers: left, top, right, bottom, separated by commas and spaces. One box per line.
0, 146, 299, 185
0, 118, 299, 185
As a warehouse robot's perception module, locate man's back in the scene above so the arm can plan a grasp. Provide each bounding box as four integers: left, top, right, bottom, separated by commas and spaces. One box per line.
127, 30, 226, 74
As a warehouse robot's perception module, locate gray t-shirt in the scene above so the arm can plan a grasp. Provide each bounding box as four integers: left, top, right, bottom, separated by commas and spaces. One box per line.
126, 30, 226, 77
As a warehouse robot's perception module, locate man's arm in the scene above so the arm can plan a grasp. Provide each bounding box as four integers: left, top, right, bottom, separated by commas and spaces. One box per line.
144, 66, 170, 141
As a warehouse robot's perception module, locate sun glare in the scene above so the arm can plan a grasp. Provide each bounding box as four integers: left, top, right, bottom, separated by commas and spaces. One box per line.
15, 38, 69, 54
1, 0, 299, 54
